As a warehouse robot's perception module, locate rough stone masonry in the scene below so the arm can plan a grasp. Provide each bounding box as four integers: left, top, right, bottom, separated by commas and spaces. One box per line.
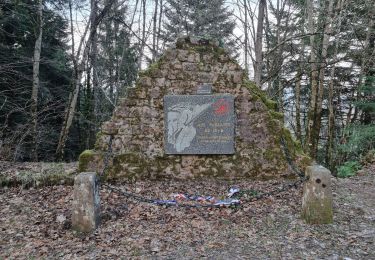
79, 37, 309, 180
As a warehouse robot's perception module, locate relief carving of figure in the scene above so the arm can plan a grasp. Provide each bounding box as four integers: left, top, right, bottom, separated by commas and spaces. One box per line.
167, 102, 212, 152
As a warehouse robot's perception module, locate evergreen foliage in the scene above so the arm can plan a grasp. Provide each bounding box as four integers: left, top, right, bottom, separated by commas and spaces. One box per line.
162, 0, 236, 49
0, 0, 71, 161
338, 74, 375, 164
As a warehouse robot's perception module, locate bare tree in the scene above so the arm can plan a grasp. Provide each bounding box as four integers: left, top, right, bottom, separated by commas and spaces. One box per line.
305, 0, 319, 157
254, 0, 266, 87
152, 0, 159, 61
31, 0, 43, 161
56, 0, 117, 159
311, 0, 335, 157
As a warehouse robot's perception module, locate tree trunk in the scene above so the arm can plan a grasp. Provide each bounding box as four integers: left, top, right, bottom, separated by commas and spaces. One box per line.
31, 0, 43, 161
254, 0, 266, 87
91, 0, 99, 128
156, 0, 163, 50
358, 6, 374, 124
152, 0, 159, 62
295, 39, 305, 142
244, 0, 249, 73
305, 0, 319, 158
115, 0, 139, 105
56, 0, 116, 159
326, 0, 346, 169
138, 0, 147, 69
311, 0, 335, 157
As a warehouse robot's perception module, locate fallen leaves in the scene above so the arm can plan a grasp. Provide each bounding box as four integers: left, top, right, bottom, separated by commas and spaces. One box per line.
0, 163, 374, 259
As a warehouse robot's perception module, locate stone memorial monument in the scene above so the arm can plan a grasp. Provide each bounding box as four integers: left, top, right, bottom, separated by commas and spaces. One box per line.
79, 37, 309, 180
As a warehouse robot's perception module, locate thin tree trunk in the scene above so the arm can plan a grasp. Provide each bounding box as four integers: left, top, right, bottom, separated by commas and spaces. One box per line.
327, 0, 346, 169
115, 0, 139, 105
254, 0, 266, 87
311, 0, 335, 156
294, 0, 307, 142
357, 6, 374, 124
91, 0, 99, 126
275, 0, 283, 111
31, 0, 43, 161
156, 0, 163, 50
295, 40, 305, 142
138, 0, 147, 69
305, 0, 319, 158
152, 0, 159, 61
56, 0, 116, 159
244, 0, 249, 73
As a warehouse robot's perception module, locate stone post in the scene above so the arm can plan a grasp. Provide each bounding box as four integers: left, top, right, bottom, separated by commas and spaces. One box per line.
72, 172, 100, 232
302, 165, 333, 224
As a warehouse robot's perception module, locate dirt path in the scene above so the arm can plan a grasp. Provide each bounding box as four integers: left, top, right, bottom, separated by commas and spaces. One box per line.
0, 165, 374, 259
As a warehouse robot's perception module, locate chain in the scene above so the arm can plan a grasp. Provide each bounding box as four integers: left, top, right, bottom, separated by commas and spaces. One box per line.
280, 136, 306, 178
102, 183, 239, 208
98, 133, 307, 208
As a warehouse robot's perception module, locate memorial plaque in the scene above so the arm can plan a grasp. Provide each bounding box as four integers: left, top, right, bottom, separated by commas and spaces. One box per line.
164, 94, 235, 154
196, 83, 213, 95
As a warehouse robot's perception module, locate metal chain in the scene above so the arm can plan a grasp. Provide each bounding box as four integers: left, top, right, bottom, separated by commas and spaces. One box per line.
99, 134, 307, 208
280, 136, 306, 178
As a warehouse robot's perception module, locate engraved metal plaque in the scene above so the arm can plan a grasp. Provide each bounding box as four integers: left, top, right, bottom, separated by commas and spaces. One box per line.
164, 94, 235, 154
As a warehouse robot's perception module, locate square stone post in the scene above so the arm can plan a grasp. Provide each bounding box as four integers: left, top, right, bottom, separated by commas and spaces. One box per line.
72, 172, 100, 232
302, 165, 333, 224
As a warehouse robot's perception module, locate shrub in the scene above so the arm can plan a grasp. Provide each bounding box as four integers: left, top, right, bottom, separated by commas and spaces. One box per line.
337, 161, 362, 178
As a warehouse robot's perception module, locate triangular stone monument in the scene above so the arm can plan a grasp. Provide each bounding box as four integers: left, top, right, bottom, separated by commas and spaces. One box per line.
79, 37, 309, 180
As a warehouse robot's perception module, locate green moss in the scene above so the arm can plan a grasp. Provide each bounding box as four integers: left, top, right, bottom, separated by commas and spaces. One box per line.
243, 80, 278, 111
78, 149, 95, 172
186, 44, 226, 60
107, 153, 151, 180
269, 111, 284, 121
0, 163, 75, 188
302, 198, 333, 224
138, 59, 163, 77
264, 99, 278, 110
281, 127, 297, 157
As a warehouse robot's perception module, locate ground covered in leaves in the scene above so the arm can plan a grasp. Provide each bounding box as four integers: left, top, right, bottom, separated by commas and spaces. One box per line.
0, 163, 374, 259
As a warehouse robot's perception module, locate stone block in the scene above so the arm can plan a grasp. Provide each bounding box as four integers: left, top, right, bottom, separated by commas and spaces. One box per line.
138, 76, 152, 87
182, 62, 198, 71
187, 53, 200, 63
101, 122, 118, 135
302, 165, 333, 224
177, 50, 190, 61
72, 172, 100, 233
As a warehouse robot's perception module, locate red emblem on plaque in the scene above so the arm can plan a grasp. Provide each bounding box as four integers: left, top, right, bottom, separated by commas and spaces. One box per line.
213, 99, 230, 115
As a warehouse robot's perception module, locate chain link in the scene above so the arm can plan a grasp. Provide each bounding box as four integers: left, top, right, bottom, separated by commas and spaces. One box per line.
98, 134, 307, 208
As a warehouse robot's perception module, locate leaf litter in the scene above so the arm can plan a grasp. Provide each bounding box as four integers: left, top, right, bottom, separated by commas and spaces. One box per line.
0, 163, 374, 259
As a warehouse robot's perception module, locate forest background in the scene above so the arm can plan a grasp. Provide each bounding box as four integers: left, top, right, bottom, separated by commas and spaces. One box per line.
0, 0, 374, 175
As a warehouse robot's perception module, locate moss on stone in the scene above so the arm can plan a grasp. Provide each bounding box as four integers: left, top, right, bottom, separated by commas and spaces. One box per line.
107, 153, 151, 179
185, 44, 226, 60
269, 110, 284, 121
264, 99, 278, 111
138, 59, 164, 78
243, 80, 278, 111
1, 163, 75, 188
301, 198, 333, 224
78, 150, 95, 173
